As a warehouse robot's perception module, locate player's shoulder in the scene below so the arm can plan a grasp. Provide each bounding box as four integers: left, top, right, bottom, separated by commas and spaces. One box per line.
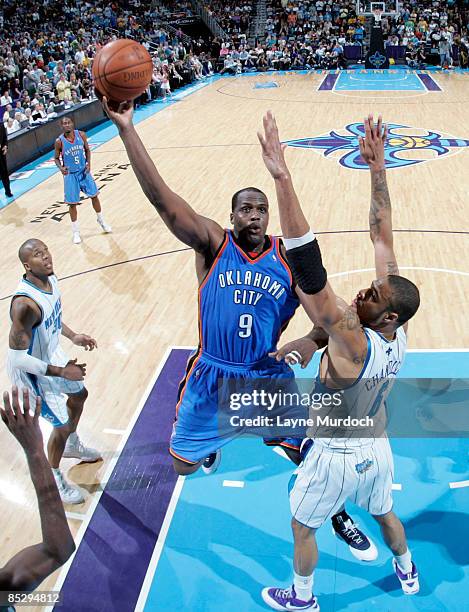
10, 294, 41, 321
78, 130, 87, 140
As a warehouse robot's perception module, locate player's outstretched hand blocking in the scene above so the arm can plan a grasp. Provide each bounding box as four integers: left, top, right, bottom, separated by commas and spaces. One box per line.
101, 95, 134, 131
359, 114, 387, 171
257, 110, 289, 179
1, 387, 44, 455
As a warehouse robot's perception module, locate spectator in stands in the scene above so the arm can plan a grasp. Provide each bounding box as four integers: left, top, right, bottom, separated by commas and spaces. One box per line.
1, 90, 12, 106
5, 116, 20, 134
56, 74, 71, 101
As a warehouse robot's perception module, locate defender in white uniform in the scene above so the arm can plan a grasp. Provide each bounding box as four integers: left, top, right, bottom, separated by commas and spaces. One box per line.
258, 114, 421, 611
7, 239, 101, 504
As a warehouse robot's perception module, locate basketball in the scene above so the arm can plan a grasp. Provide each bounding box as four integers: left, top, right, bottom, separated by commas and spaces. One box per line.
92, 39, 153, 103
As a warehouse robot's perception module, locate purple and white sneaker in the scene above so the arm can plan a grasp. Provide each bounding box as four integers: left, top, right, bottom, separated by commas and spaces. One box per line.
261, 585, 319, 610
392, 559, 420, 595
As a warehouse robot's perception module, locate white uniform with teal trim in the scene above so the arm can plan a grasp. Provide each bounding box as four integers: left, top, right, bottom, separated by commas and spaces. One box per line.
6, 275, 84, 427
290, 326, 407, 528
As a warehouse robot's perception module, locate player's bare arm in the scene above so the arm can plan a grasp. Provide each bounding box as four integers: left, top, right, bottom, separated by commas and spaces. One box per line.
270, 325, 329, 368
359, 115, 408, 332
9, 298, 86, 380
101, 98, 224, 257
62, 323, 97, 351
54, 139, 67, 175
359, 115, 399, 278
258, 111, 367, 374
0, 388, 75, 593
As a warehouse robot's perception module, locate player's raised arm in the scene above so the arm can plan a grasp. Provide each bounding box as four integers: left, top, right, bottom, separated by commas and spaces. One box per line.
101, 98, 224, 255
0, 388, 75, 595
258, 111, 366, 362
359, 114, 399, 278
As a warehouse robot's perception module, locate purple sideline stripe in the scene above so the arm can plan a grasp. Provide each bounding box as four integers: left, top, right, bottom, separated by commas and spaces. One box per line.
318, 72, 339, 90
417, 73, 442, 91
54, 348, 192, 612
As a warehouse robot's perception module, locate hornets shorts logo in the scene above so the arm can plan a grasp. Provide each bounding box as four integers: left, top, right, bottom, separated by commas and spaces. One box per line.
284, 123, 469, 170
355, 458, 374, 474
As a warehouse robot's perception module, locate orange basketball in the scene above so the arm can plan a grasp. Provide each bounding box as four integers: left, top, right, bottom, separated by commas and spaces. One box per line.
92, 39, 153, 103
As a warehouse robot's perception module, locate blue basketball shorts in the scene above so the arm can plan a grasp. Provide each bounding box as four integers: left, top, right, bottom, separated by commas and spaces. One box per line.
64, 170, 99, 204
170, 351, 304, 465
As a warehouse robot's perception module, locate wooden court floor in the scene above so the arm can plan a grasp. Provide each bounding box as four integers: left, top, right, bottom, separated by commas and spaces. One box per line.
0, 71, 468, 607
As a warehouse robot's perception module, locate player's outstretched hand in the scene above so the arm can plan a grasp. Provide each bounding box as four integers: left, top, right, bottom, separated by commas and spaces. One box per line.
257, 110, 289, 180
101, 96, 134, 131
72, 333, 98, 351
269, 336, 319, 369
61, 358, 86, 381
1, 387, 44, 455
359, 114, 387, 171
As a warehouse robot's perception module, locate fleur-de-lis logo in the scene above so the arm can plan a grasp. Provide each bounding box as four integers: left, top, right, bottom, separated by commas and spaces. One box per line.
285, 123, 469, 170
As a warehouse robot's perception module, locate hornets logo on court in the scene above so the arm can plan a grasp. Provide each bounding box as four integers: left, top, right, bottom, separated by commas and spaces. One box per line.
285, 123, 469, 170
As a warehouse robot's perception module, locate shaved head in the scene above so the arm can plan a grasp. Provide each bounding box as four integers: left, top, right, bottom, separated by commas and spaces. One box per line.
18, 239, 46, 263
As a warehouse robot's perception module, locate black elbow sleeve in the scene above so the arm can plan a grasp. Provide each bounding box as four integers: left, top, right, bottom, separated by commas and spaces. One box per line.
286, 239, 327, 294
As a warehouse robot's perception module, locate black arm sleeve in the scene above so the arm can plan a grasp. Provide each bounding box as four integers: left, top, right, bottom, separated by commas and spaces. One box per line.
285, 239, 327, 295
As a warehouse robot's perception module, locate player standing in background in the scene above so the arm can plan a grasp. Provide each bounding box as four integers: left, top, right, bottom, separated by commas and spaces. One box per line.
0, 388, 75, 609
258, 113, 420, 610
7, 239, 101, 505
55, 116, 112, 244
100, 98, 377, 563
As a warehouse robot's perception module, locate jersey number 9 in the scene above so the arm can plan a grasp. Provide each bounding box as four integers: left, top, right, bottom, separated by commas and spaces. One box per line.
238, 313, 253, 338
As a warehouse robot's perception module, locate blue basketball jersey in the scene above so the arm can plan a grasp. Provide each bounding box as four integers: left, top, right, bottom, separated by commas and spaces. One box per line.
198, 231, 299, 363
60, 130, 86, 173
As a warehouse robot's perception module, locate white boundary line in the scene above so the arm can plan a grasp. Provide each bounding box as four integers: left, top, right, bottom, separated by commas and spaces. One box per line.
134, 476, 186, 612
449, 480, 469, 489
65, 511, 86, 522
45, 345, 177, 612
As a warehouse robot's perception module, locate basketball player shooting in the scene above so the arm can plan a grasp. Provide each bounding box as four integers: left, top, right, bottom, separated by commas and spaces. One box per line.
101, 98, 378, 562
258, 113, 421, 610
55, 116, 112, 244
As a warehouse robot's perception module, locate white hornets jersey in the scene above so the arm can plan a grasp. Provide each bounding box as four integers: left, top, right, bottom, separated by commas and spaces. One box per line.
10, 275, 63, 362
312, 325, 407, 449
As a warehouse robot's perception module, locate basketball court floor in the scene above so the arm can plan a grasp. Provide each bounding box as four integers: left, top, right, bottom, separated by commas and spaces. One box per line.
0, 68, 468, 611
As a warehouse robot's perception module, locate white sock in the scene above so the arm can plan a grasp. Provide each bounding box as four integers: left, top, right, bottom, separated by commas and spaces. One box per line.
96, 212, 104, 222
72, 221, 79, 232
293, 571, 313, 601
395, 549, 412, 573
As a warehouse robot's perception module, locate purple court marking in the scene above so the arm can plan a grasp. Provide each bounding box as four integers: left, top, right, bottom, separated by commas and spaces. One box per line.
54, 348, 192, 612
318, 72, 339, 90
417, 73, 442, 91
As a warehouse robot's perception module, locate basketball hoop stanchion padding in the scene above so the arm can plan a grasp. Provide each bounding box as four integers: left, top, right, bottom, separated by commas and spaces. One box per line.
365, 12, 390, 69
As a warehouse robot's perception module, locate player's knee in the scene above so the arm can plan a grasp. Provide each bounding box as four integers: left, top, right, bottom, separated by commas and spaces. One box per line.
372, 510, 395, 526
172, 457, 200, 476
291, 517, 315, 540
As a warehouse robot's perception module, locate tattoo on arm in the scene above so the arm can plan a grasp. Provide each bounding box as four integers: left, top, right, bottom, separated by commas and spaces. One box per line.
10, 329, 30, 350
369, 169, 391, 240
337, 308, 361, 331
386, 261, 399, 275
